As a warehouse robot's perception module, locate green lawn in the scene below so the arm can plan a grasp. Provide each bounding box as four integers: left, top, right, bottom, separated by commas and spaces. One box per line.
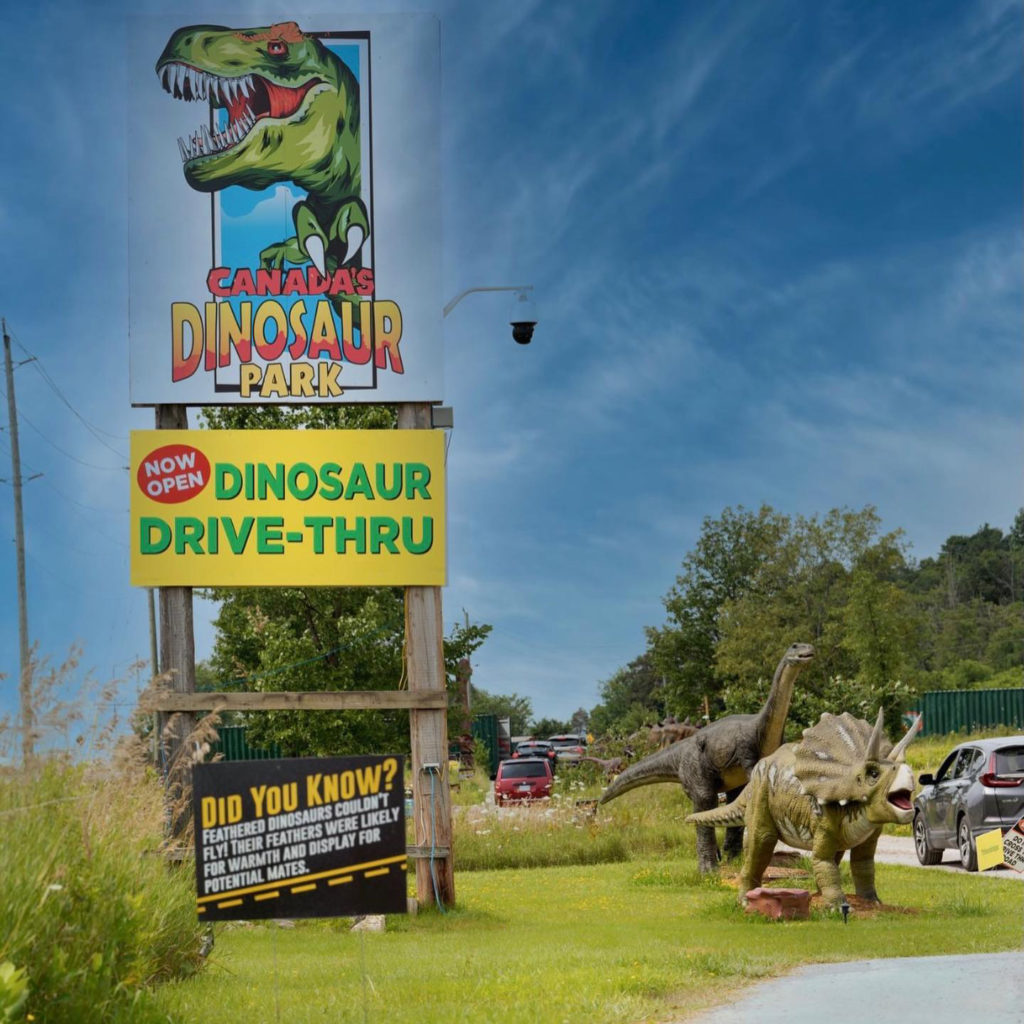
154, 735, 1024, 1023
155, 854, 1023, 1024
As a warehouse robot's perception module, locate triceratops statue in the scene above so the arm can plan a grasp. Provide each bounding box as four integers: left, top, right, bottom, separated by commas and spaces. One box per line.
686, 708, 920, 909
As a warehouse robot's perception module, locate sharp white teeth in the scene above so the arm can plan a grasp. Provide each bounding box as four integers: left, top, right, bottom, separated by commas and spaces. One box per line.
178, 137, 188, 161
226, 79, 237, 104
201, 124, 211, 152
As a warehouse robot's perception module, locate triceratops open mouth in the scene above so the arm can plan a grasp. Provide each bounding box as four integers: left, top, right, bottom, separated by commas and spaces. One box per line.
158, 62, 322, 162
887, 789, 913, 812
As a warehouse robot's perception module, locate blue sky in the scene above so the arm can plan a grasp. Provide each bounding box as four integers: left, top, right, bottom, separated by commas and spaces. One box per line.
0, 0, 1019, 735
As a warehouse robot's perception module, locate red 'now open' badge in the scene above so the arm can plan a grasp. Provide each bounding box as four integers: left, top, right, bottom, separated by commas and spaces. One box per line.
137, 443, 210, 503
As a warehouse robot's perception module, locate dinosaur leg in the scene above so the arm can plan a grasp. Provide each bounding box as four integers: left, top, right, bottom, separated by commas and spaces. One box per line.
722, 787, 745, 860
849, 833, 881, 903
810, 835, 844, 909
688, 787, 721, 874
737, 802, 778, 902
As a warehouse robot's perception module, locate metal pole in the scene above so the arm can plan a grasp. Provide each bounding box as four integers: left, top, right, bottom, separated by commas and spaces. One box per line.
3, 320, 32, 765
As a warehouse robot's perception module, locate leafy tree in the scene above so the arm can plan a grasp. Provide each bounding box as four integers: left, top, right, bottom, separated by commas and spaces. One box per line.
531, 717, 568, 738
646, 505, 790, 716
569, 707, 590, 734
469, 687, 533, 736
197, 404, 491, 756
588, 653, 665, 737
909, 518, 1024, 606
648, 505, 929, 728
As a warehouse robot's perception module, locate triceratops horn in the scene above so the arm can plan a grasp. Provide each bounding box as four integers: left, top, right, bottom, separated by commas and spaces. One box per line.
864, 707, 886, 762
889, 713, 923, 763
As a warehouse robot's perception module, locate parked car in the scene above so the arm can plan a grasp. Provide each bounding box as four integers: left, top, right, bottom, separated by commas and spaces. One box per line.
512, 740, 556, 764
494, 757, 553, 803
913, 735, 1024, 871
548, 734, 587, 764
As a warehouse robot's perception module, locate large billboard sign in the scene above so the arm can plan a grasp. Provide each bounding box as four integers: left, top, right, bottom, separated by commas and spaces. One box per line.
130, 430, 446, 586
128, 16, 441, 405
194, 755, 407, 920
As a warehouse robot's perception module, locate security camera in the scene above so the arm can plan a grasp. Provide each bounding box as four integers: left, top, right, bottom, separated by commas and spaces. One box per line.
510, 321, 537, 345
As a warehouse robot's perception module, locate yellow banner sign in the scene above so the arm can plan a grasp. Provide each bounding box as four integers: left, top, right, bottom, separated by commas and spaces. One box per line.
130, 430, 445, 586
976, 828, 1006, 872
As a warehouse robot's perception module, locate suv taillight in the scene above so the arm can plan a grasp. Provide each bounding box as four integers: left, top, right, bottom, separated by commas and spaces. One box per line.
980, 753, 1020, 788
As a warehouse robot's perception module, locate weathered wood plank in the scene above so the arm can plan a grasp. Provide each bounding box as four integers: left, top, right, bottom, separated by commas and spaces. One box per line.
139, 690, 448, 712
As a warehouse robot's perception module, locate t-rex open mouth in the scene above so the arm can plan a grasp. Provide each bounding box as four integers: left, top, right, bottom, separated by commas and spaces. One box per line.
158, 62, 322, 162
887, 790, 912, 811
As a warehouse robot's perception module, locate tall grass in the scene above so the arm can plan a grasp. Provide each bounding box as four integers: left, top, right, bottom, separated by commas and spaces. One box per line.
0, 652, 206, 1023
452, 768, 698, 871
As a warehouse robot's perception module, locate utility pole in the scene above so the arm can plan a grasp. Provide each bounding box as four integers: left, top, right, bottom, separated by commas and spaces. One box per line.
3, 319, 33, 765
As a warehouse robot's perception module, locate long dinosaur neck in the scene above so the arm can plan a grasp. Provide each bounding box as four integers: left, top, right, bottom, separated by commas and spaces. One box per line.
755, 658, 800, 756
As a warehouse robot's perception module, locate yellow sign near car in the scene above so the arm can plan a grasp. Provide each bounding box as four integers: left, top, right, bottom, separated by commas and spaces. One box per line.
130, 430, 445, 586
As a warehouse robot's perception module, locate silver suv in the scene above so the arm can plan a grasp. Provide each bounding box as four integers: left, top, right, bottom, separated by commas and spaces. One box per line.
913, 736, 1024, 871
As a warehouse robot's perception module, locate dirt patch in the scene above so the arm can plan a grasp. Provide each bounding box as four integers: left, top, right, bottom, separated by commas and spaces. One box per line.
719, 868, 918, 917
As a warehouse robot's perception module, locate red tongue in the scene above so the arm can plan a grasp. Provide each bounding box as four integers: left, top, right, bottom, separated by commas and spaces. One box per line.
266, 79, 310, 119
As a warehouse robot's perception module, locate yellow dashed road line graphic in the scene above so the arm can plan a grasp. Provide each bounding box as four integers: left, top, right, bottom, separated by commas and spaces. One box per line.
196, 855, 406, 911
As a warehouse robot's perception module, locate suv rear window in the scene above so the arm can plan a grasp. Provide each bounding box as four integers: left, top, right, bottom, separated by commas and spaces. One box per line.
501, 762, 548, 779
995, 746, 1024, 775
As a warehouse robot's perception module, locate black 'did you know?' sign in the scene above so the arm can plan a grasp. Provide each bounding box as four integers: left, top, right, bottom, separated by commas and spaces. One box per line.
193, 755, 406, 921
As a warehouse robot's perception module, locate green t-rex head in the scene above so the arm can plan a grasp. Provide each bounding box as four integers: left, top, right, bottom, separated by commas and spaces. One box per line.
155, 21, 360, 199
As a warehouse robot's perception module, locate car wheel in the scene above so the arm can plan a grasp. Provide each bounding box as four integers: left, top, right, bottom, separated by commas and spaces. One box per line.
913, 812, 943, 865
957, 816, 978, 872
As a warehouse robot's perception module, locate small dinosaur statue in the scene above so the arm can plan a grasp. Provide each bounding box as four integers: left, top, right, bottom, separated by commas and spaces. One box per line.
652, 718, 699, 748
580, 754, 629, 778
599, 642, 815, 872
687, 709, 920, 908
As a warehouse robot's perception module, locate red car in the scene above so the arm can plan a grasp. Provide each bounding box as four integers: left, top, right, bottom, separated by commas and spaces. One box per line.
494, 757, 553, 803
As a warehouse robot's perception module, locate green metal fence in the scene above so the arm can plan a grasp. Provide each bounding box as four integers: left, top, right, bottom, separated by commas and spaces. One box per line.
211, 725, 281, 761
921, 688, 1024, 736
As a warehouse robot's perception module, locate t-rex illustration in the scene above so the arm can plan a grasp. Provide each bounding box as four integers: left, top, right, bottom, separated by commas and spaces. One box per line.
687, 710, 920, 909
598, 642, 815, 873
156, 22, 366, 286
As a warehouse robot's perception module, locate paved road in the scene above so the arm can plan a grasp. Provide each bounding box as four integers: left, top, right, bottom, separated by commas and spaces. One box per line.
790, 833, 1024, 881
684, 951, 1024, 1024
683, 836, 1024, 1023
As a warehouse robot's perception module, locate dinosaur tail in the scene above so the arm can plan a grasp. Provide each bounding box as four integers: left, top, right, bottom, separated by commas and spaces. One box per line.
597, 745, 682, 805
685, 790, 748, 827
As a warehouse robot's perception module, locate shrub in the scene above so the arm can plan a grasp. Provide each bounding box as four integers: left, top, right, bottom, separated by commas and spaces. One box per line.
0, 753, 204, 1023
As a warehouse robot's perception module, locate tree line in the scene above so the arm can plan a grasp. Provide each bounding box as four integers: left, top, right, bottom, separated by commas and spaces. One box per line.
588, 505, 1023, 738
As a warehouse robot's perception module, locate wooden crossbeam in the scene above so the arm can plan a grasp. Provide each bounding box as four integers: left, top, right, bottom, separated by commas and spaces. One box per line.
139, 689, 448, 712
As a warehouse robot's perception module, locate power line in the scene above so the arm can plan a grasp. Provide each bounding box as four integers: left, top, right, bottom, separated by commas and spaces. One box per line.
7, 328, 128, 458
16, 407, 128, 471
